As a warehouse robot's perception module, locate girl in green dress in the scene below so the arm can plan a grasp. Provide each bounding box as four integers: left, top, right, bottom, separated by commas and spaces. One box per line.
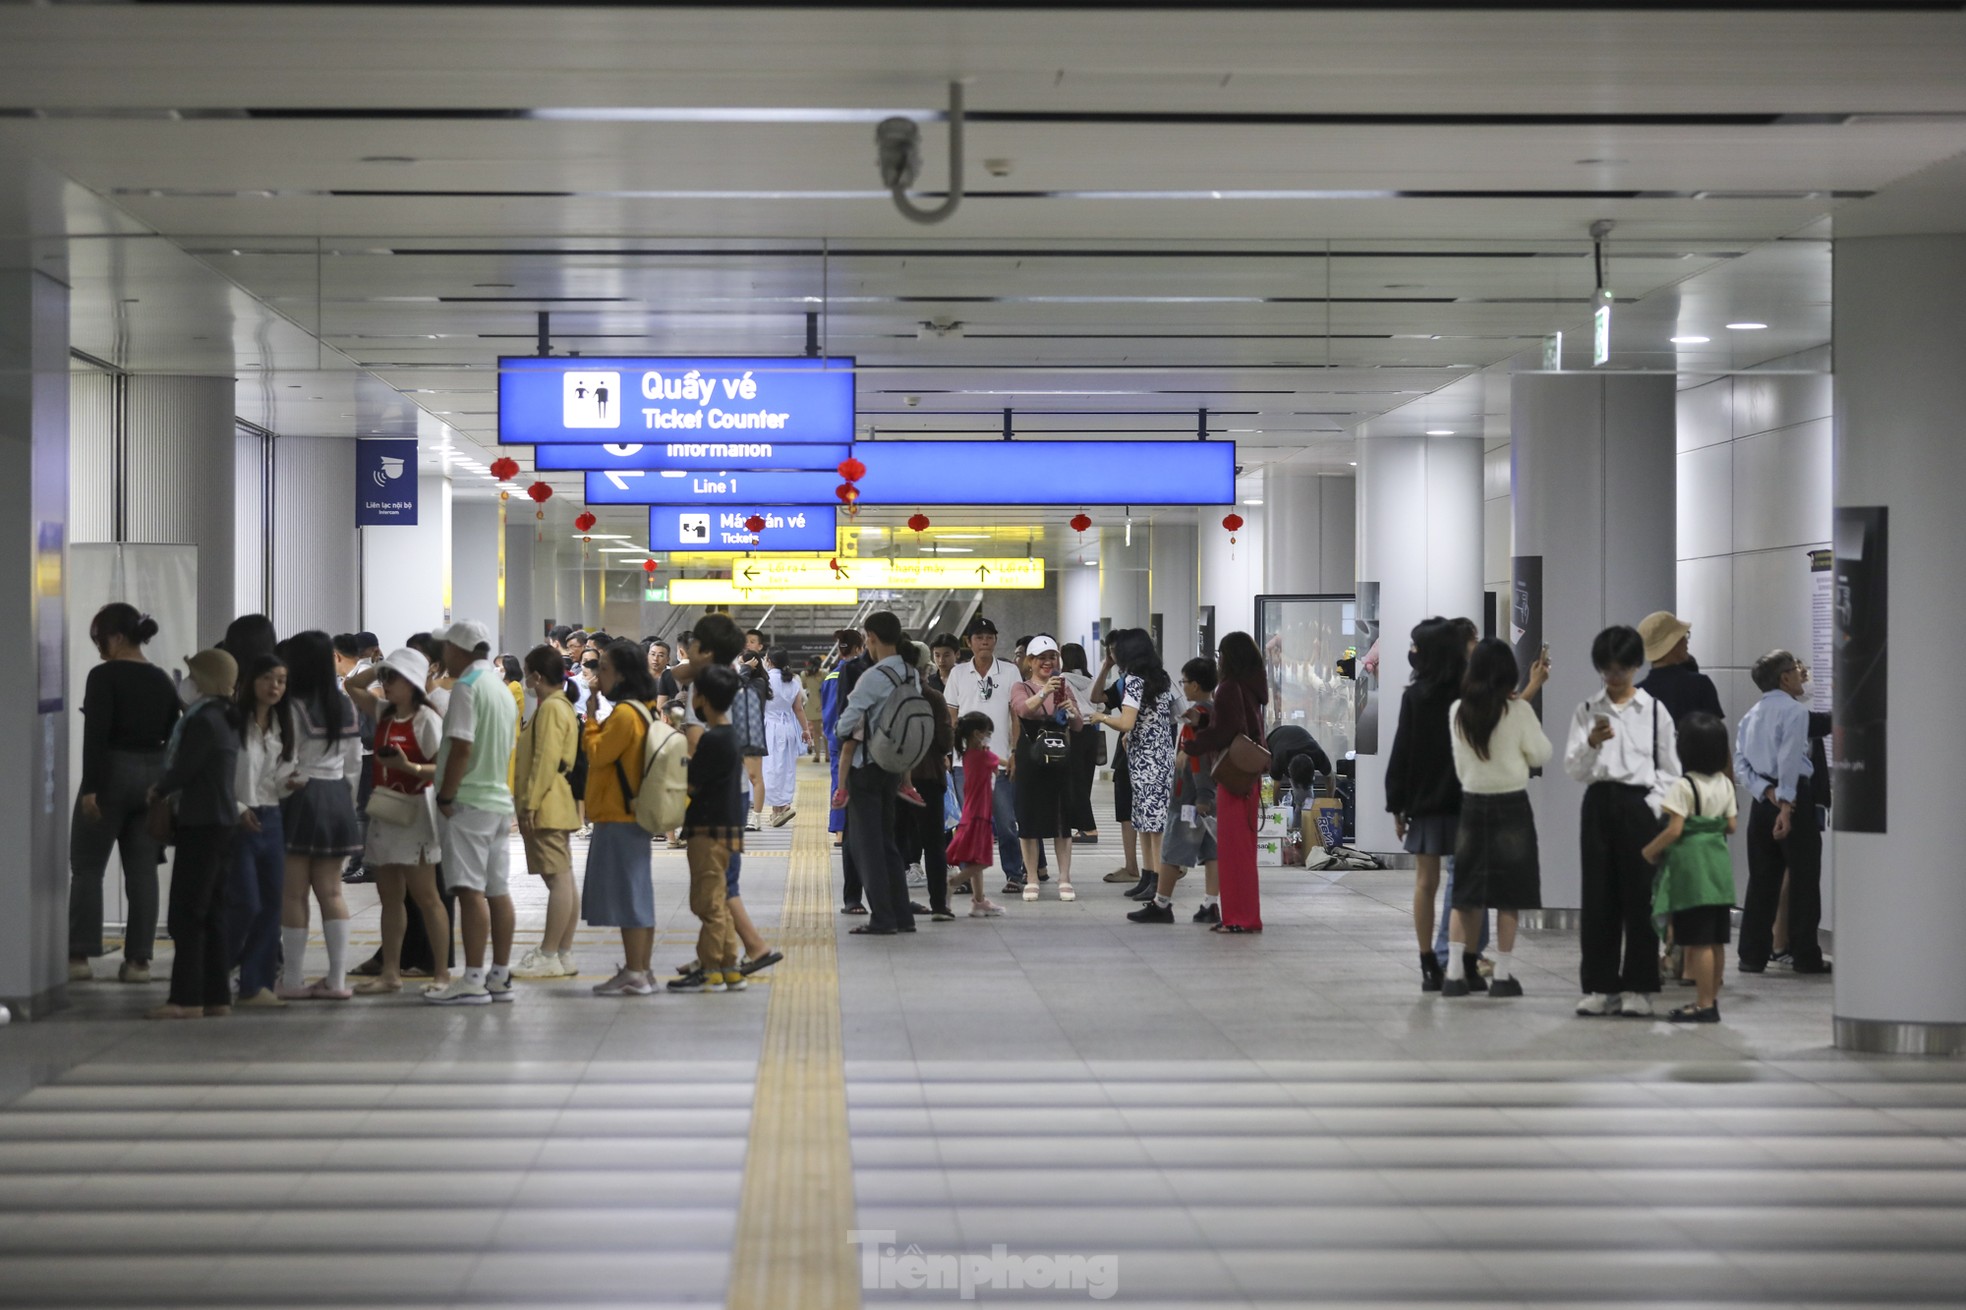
1642, 713, 1739, 1023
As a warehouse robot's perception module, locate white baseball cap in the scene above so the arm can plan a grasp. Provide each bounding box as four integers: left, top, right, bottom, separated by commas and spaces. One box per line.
436, 619, 492, 653
1026, 635, 1060, 658
378, 646, 431, 688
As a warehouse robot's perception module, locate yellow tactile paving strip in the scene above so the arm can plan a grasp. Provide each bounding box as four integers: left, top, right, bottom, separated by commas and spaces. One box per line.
727, 769, 860, 1310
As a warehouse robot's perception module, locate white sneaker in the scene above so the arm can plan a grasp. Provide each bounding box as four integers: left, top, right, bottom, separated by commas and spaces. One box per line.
745, 814, 762, 832
592, 966, 655, 997
1574, 992, 1616, 1017
510, 948, 563, 980
905, 863, 926, 887
486, 971, 515, 1003
424, 976, 492, 1006
555, 951, 578, 977
1618, 991, 1654, 1018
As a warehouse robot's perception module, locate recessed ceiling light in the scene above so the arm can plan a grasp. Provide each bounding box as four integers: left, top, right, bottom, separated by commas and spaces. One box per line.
1670, 335, 1711, 344
1349, 461, 1358, 467
1725, 322, 1768, 330
1241, 499, 1264, 506
1426, 429, 1455, 436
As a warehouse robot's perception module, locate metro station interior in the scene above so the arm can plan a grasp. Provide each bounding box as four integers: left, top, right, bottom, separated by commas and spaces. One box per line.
3, 4, 1966, 1307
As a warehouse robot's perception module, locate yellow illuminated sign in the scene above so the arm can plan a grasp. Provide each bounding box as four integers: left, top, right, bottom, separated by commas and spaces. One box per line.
732, 557, 1043, 590
666, 579, 861, 606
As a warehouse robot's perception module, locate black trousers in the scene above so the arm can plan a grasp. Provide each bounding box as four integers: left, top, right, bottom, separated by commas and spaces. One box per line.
1741, 797, 1824, 969
904, 774, 951, 914
1067, 726, 1100, 833
1579, 783, 1662, 996
166, 824, 236, 1009
839, 806, 865, 910
846, 766, 912, 932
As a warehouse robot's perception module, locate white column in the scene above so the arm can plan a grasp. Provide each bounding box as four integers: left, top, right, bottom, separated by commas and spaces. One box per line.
501, 501, 537, 655
270, 437, 360, 638
1097, 525, 1150, 638
1198, 502, 1265, 640
359, 473, 452, 648
1512, 372, 1676, 908
1354, 436, 1485, 853
1150, 522, 1199, 669
451, 498, 500, 639
1262, 467, 1355, 595
0, 262, 71, 1016
1829, 234, 1966, 1054
1056, 554, 1099, 655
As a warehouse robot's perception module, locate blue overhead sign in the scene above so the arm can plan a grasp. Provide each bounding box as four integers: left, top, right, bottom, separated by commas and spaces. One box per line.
356, 438, 420, 525
650, 505, 837, 554
581, 441, 1236, 506
586, 469, 842, 505
498, 356, 855, 445
535, 441, 850, 473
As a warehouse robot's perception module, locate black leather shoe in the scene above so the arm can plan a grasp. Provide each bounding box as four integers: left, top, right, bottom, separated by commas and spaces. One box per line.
1125, 874, 1157, 900
1488, 977, 1524, 998
1419, 951, 1444, 993
1440, 977, 1470, 998
1463, 952, 1489, 993
1192, 903, 1221, 925
1127, 901, 1175, 924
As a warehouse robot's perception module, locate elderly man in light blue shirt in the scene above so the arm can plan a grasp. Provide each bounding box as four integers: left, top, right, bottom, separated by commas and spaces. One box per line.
831, 612, 921, 935
1734, 649, 1829, 974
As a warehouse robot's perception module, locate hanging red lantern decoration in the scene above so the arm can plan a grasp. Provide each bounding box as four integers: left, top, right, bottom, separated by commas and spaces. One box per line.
837, 457, 866, 483
907, 513, 931, 535
574, 511, 597, 534
1069, 512, 1092, 536
744, 514, 767, 535
834, 482, 860, 517
527, 482, 553, 505
642, 559, 658, 574
490, 456, 520, 482
1221, 512, 1244, 534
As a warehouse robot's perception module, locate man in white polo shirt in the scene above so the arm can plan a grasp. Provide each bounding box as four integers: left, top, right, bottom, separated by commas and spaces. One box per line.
943, 616, 1030, 892
425, 620, 520, 1006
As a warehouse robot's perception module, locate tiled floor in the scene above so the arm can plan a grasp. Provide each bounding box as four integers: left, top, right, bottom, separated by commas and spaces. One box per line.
6, 769, 1966, 1307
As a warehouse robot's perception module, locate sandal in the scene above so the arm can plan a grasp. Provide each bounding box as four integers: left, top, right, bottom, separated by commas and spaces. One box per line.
354, 978, 403, 996
1021, 881, 1040, 902
841, 903, 868, 916
1057, 882, 1076, 902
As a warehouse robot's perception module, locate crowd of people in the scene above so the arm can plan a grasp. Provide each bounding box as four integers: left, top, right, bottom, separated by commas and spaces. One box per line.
1383, 608, 1830, 1024
67, 594, 1828, 1026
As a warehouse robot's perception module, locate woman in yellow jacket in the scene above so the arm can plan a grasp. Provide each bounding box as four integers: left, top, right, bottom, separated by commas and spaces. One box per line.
510, 646, 582, 980
577, 641, 665, 996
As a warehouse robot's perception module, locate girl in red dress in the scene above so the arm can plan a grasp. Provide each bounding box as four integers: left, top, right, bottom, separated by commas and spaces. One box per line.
944, 713, 1007, 918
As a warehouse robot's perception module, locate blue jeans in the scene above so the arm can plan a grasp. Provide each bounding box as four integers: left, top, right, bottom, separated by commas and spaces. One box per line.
229, 805, 286, 996
1434, 857, 1491, 966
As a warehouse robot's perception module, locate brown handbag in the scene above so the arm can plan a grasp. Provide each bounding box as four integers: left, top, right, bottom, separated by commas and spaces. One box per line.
1211, 734, 1271, 798
146, 794, 176, 847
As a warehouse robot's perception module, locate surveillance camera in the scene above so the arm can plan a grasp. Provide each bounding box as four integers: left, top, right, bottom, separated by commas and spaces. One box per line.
875, 117, 922, 191
905, 395, 922, 408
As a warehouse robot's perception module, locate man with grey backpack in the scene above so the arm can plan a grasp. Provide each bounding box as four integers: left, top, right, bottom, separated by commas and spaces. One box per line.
831, 612, 937, 936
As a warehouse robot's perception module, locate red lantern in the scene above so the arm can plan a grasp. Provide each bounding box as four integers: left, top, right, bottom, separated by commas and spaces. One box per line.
527, 482, 553, 505
1221, 513, 1244, 534
642, 559, 658, 574
490, 456, 520, 482
1069, 512, 1092, 535
744, 514, 767, 534
907, 513, 931, 535
574, 511, 597, 534
837, 457, 866, 483
834, 482, 860, 517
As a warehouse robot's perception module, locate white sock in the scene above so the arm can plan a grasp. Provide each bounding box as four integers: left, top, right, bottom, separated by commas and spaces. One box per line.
489, 963, 511, 983
465, 966, 487, 984
1153, 894, 1172, 908
1494, 952, 1513, 982
1202, 895, 1219, 908
280, 927, 309, 990
322, 918, 350, 990
1445, 943, 1467, 981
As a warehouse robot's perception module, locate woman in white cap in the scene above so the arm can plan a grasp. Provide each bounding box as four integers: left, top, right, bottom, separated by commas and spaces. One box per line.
343, 646, 449, 995
1009, 635, 1085, 901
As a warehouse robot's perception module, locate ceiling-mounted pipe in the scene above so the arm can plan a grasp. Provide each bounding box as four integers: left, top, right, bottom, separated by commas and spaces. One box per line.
876, 81, 965, 226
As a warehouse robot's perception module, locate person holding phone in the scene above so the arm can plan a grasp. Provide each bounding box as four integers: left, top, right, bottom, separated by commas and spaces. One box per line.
1009, 636, 1084, 901
343, 647, 449, 996
1564, 625, 1681, 1018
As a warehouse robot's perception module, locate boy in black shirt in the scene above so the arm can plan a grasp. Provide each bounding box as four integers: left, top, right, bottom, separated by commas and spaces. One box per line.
672, 664, 747, 993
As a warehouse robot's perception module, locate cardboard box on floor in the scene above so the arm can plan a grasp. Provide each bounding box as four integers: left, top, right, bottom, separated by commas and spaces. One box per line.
1256, 805, 1296, 866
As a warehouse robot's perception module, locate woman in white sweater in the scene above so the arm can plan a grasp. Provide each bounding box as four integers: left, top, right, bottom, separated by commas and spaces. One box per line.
1443, 638, 1552, 998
